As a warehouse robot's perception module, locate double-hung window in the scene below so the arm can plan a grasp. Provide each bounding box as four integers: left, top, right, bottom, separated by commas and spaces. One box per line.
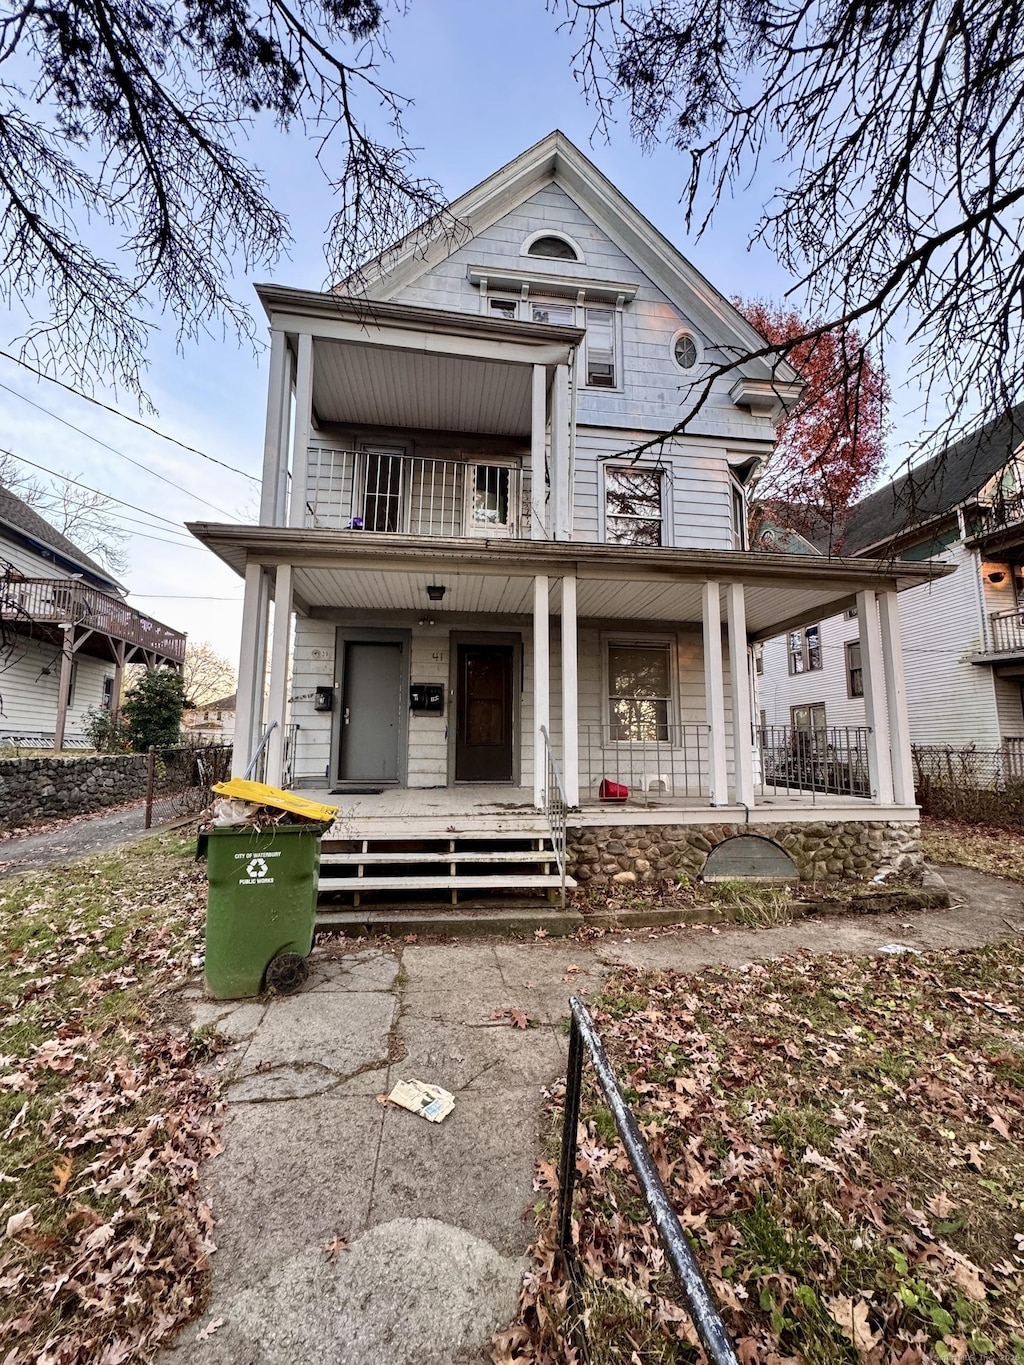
605, 466, 664, 546
584, 307, 616, 387
787, 624, 822, 675
608, 642, 672, 742
730, 479, 747, 550
531, 299, 574, 327
466, 464, 514, 536
846, 640, 864, 697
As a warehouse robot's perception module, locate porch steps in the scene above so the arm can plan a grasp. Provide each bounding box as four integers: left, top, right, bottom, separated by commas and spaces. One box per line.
316, 829, 574, 911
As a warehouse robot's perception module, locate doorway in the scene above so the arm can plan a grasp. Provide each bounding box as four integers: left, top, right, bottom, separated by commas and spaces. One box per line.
454, 641, 516, 783
336, 635, 407, 785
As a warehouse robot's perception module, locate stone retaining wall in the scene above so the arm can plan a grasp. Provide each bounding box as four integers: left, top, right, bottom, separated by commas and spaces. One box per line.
568, 819, 923, 886
0, 751, 212, 831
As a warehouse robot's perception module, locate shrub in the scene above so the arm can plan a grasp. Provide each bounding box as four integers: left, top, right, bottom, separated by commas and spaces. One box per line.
121, 669, 186, 751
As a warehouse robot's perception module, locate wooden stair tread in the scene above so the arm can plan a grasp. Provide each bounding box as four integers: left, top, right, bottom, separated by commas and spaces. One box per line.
317, 873, 576, 892
321, 849, 554, 865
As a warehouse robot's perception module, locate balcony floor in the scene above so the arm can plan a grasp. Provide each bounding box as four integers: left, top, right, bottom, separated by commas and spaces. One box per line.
299, 784, 904, 840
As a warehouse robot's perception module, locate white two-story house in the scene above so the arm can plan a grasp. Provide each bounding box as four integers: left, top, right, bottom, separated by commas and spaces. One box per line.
190, 132, 945, 910
760, 404, 1024, 766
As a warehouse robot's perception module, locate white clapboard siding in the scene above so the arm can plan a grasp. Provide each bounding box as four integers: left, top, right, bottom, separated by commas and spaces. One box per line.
759, 541, 1015, 747
0, 635, 111, 738
392, 183, 773, 444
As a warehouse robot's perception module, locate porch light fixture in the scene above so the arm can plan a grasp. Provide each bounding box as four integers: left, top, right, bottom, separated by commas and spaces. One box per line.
426, 584, 446, 602
987, 569, 1007, 584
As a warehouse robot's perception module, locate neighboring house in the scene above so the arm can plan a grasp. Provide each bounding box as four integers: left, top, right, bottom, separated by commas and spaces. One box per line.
182, 693, 236, 743
190, 132, 946, 903
759, 405, 1024, 751
0, 486, 186, 748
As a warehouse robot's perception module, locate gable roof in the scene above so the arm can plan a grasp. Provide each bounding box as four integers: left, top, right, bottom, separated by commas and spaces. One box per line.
342, 130, 799, 389
841, 403, 1024, 555
0, 484, 122, 591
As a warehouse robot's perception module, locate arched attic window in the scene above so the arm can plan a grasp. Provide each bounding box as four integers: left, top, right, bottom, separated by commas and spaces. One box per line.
525, 234, 579, 262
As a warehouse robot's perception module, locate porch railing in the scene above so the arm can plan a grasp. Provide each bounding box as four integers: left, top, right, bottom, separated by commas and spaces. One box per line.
756, 725, 871, 800
305, 446, 522, 537
580, 722, 710, 804
539, 725, 567, 908
0, 577, 186, 662
988, 608, 1024, 653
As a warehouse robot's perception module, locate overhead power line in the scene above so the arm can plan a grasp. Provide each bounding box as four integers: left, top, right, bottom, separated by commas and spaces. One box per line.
0, 349, 261, 483
2, 447, 201, 530
0, 379, 238, 519
130, 593, 244, 601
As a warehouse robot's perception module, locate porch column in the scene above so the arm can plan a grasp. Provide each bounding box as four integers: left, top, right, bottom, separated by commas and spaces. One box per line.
287, 332, 314, 530
260, 328, 290, 526
550, 362, 571, 541
856, 589, 895, 805
533, 574, 550, 809
726, 582, 755, 807
110, 642, 126, 719
264, 564, 293, 787
530, 363, 548, 539
232, 563, 272, 778
53, 624, 74, 751
560, 572, 580, 807
702, 581, 729, 806
879, 589, 914, 806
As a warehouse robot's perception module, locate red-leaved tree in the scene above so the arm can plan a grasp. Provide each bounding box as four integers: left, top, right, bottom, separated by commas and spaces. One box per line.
738, 300, 890, 551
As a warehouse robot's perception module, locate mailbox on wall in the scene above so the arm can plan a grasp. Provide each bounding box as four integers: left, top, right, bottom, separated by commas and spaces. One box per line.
410, 684, 444, 714
314, 686, 335, 712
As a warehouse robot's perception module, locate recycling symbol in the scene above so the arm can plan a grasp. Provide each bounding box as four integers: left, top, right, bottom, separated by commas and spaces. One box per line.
245, 857, 269, 879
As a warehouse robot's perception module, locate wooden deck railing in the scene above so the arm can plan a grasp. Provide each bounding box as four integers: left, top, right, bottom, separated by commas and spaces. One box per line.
0, 578, 186, 662
989, 608, 1024, 653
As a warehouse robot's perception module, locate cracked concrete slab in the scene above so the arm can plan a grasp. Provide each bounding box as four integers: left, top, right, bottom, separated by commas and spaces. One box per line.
306, 946, 402, 993
182, 1217, 523, 1365
224, 1061, 390, 1103
393, 1014, 566, 1093
237, 989, 397, 1076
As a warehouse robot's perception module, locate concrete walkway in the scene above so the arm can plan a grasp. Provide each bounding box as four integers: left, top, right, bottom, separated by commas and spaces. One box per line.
173, 864, 1023, 1365
0, 801, 153, 877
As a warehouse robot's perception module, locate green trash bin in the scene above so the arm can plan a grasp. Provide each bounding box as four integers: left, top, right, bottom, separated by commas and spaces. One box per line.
203, 823, 326, 1000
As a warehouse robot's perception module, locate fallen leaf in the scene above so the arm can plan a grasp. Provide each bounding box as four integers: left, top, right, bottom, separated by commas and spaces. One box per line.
324, 1235, 350, 1260
509, 1009, 530, 1030
52, 1155, 73, 1195
196, 1317, 225, 1341
4, 1209, 34, 1238
826, 1295, 880, 1355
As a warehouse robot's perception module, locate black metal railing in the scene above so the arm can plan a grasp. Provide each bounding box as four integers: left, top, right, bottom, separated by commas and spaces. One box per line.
557, 997, 740, 1365
144, 742, 233, 829
756, 724, 871, 799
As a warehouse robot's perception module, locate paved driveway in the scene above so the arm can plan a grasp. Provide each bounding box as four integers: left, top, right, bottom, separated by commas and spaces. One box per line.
172, 864, 1023, 1365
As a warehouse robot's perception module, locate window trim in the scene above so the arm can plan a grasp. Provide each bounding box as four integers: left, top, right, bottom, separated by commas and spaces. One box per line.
791, 702, 827, 733
523, 294, 624, 392
787, 624, 823, 676
845, 639, 864, 698
671, 328, 702, 373
601, 462, 670, 548
602, 634, 678, 744
520, 229, 585, 264
463, 461, 517, 538
730, 476, 748, 551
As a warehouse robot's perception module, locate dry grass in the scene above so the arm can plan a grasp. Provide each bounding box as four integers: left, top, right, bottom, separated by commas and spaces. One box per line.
922, 816, 1024, 882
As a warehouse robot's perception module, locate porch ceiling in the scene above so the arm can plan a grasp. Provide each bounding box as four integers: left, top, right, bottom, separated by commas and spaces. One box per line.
188, 525, 956, 638
313, 339, 533, 436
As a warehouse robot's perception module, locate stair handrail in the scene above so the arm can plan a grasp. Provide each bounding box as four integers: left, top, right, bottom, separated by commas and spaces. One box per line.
243, 720, 278, 781
539, 724, 567, 909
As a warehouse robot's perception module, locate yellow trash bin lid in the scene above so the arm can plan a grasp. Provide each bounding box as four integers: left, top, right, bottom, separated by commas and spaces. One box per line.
211, 778, 339, 824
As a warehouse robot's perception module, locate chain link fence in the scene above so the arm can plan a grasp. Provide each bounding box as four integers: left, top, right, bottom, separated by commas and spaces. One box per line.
912, 742, 1024, 824
144, 742, 233, 829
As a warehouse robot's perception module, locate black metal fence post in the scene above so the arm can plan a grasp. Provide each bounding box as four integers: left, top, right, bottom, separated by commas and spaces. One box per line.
557, 996, 741, 1365
144, 745, 156, 830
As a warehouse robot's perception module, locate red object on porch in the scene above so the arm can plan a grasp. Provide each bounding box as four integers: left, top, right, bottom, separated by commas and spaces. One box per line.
599, 779, 629, 802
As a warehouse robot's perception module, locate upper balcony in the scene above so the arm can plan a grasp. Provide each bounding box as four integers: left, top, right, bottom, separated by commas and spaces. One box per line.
305, 446, 525, 538
1, 577, 186, 665
968, 492, 1024, 559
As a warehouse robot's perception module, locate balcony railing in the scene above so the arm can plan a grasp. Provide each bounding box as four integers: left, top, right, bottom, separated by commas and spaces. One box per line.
0, 578, 186, 663
757, 725, 871, 799
581, 722, 710, 803
988, 608, 1024, 653
975, 492, 1024, 538
305, 446, 522, 537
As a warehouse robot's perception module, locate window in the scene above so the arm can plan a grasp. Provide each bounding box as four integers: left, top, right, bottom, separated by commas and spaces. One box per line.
584, 307, 616, 387
605, 467, 664, 546
488, 296, 518, 321
531, 299, 575, 327
754, 645, 764, 676
787, 624, 822, 675
673, 331, 699, 371
846, 640, 864, 697
730, 480, 747, 550
526, 234, 578, 261
608, 642, 672, 741
845, 604, 859, 620
360, 448, 404, 532
791, 702, 827, 734
102, 675, 114, 710
468, 464, 512, 535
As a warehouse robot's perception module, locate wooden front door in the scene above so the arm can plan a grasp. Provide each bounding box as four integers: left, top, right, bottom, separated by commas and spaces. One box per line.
455, 643, 514, 782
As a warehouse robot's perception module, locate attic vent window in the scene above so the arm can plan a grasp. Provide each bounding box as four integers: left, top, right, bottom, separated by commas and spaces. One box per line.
527, 235, 578, 261
673, 331, 699, 371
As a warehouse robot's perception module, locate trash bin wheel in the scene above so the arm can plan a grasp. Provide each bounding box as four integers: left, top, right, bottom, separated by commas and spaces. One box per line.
264, 952, 309, 995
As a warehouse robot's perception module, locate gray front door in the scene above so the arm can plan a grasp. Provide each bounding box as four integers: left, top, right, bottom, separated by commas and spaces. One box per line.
339, 641, 403, 783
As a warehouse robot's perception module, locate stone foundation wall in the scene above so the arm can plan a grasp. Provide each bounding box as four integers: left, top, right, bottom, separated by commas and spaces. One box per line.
568, 819, 923, 887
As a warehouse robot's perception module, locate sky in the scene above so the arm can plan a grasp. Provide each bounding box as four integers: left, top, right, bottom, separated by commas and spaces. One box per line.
0, 0, 929, 667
